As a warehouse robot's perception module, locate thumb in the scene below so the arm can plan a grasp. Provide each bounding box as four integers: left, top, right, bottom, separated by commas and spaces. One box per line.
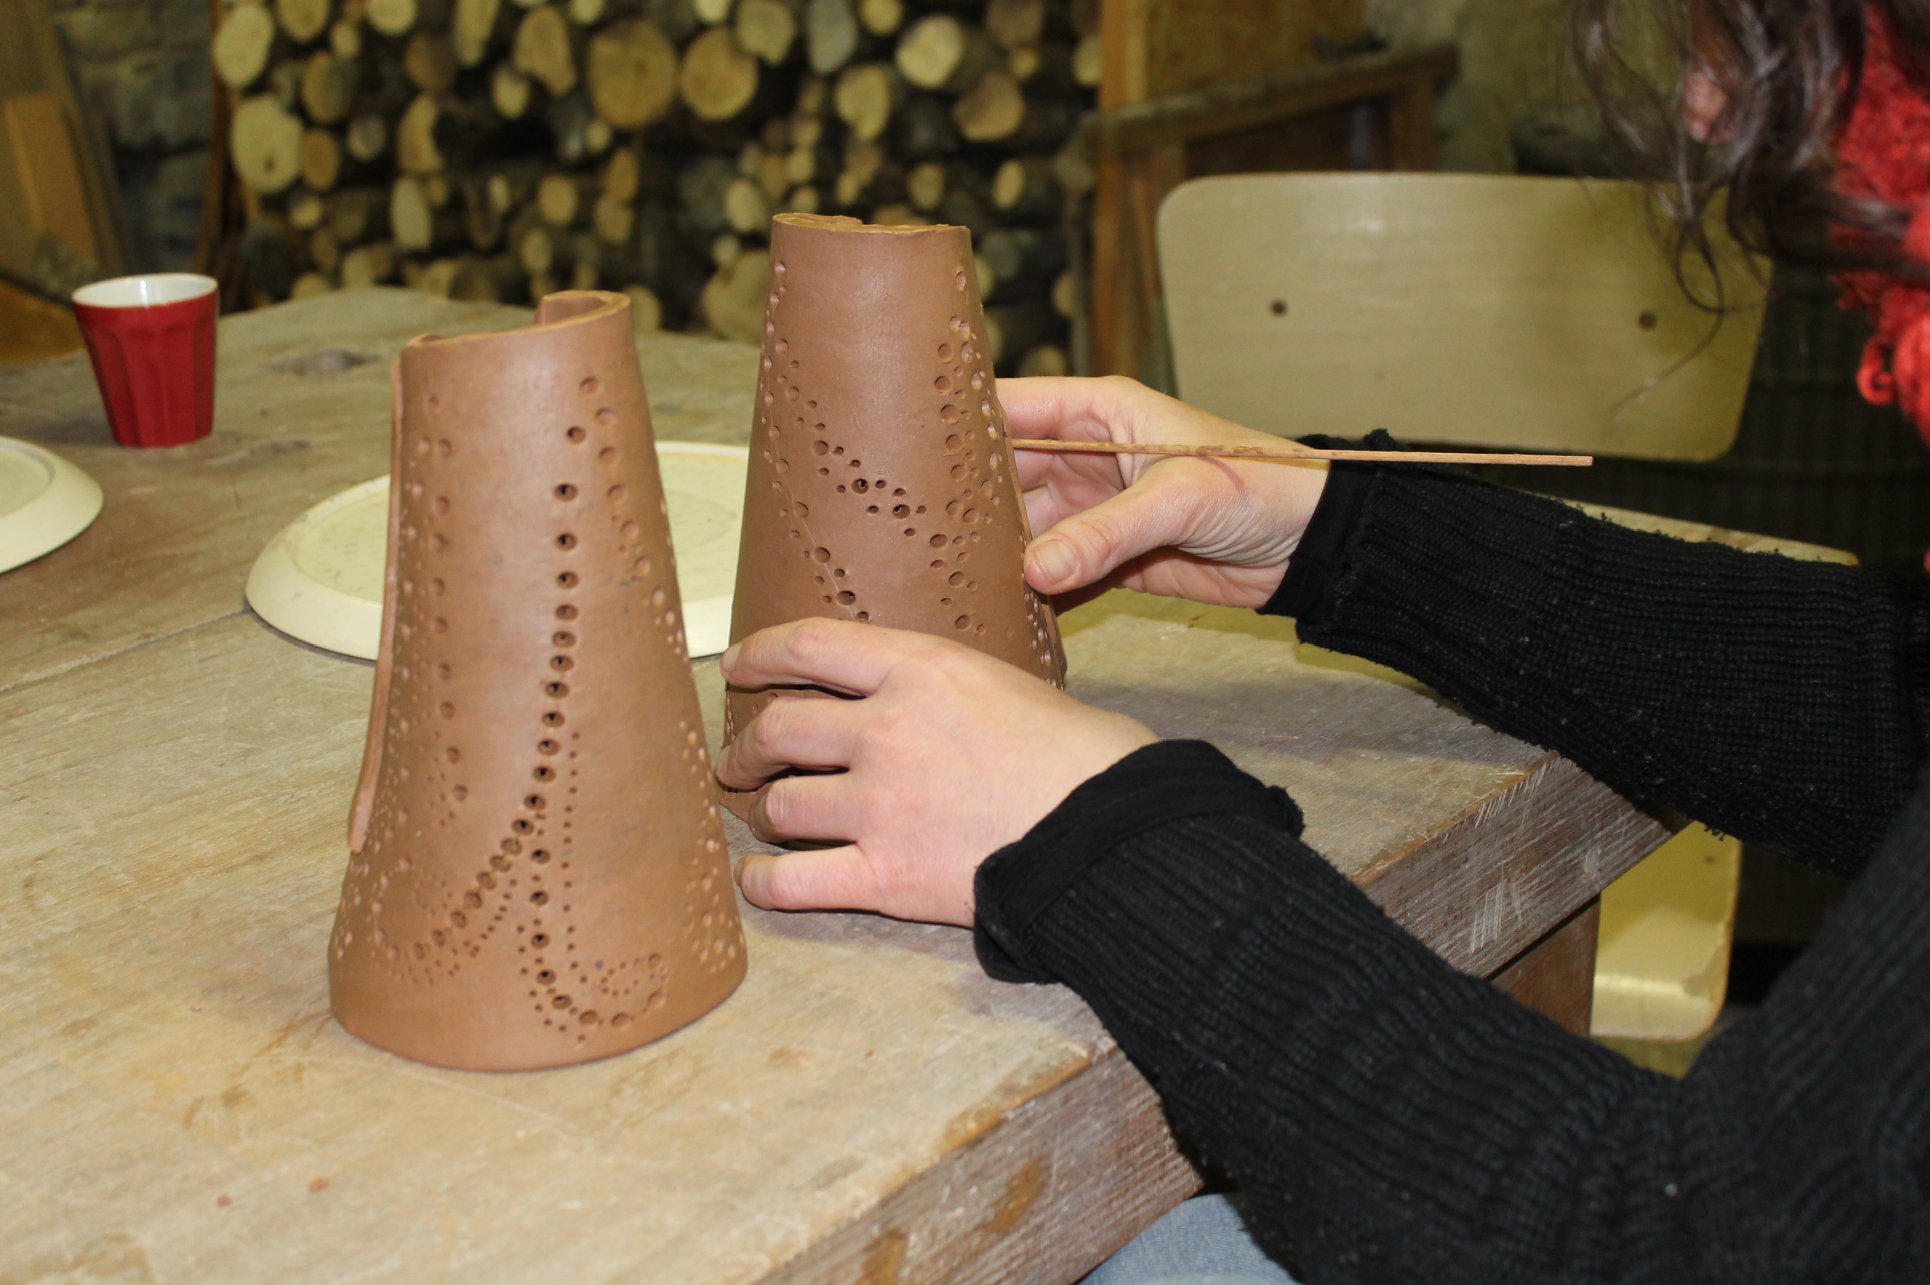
1025, 476, 1202, 593
736, 846, 876, 912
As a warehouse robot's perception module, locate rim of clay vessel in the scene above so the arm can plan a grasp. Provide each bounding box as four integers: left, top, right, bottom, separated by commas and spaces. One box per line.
771, 212, 965, 237
402, 289, 629, 355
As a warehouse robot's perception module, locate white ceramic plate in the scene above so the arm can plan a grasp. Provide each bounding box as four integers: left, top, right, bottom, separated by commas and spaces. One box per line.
0, 437, 104, 575
246, 441, 748, 660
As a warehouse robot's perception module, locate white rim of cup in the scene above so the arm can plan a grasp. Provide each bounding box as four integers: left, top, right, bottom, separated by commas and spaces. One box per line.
72, 273, 218, 309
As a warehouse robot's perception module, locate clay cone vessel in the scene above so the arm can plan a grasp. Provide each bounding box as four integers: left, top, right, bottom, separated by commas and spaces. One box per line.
331, 291, 746, 1071
721, 215, 1066, 816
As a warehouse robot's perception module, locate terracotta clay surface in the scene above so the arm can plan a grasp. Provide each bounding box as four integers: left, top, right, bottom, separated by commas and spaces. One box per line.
721, 215, 1066, 816
332, 291, 746, 1070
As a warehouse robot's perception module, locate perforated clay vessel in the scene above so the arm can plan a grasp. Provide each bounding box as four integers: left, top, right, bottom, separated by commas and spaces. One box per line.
721, 214, 1067, 817
331, 291, 746, 1071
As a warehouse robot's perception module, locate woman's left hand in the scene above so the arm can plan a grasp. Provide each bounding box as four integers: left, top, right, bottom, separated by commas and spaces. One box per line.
716, 618, 1156, 926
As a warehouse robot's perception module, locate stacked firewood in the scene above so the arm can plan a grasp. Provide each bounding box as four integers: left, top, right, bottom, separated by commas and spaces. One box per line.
214, 0, 1099, 374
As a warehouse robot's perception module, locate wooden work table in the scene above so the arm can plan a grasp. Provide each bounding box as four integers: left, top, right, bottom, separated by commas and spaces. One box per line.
0, 289, 1721, 1282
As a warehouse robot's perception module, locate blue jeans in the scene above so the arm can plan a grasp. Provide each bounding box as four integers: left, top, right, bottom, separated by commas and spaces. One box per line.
1083, 1194, 1303, 1285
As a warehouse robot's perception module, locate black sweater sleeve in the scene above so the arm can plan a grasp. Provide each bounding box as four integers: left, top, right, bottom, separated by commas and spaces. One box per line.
972, 459, 1930, 1281
1264, 447, 1930, 877
976, 743, 1930, 1283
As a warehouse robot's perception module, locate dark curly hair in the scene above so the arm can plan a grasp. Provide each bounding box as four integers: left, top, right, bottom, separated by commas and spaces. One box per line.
1572, 0, 1930, 278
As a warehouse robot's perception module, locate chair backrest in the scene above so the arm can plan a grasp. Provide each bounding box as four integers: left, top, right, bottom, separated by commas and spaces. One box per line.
1157, 173, 1771, 461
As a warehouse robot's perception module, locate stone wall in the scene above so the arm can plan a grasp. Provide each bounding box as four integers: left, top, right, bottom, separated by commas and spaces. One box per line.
50, 0, 213, 272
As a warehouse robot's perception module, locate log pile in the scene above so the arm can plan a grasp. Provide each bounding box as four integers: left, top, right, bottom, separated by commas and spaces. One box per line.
216, 0, 1099, 374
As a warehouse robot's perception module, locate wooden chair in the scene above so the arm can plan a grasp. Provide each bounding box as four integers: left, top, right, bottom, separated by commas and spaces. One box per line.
1156, 171, 1774, 1043
1083, 0, 1456, 385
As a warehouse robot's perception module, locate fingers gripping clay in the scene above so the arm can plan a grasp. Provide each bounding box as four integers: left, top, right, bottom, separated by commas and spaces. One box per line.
719, 215, 1067, 819
331, 291, 746, 1070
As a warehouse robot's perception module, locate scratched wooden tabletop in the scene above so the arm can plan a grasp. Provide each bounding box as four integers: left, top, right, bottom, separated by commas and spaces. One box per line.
0, 289, 1720, 1282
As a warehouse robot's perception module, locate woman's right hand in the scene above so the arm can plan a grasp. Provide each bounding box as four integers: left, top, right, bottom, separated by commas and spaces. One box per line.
1003, 376, 1331, 609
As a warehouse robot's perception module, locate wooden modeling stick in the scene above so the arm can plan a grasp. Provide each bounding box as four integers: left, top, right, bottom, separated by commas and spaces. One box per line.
1009, 439, 1595, 467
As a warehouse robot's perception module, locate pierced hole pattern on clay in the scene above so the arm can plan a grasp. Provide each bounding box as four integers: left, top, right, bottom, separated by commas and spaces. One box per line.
331, 363, 742, 1053
743, 253, 1060, 683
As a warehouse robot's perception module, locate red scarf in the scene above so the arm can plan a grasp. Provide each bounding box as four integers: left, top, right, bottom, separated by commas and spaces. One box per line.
1833, 5, 1930, 438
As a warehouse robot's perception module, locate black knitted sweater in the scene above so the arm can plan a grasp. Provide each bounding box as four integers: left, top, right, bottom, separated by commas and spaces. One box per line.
974, 458, 1930, 1284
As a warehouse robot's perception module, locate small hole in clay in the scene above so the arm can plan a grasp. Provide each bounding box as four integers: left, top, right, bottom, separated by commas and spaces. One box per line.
553, 631, 576, 648
556, 533, 577, 550
545, 681, 569, 698
439, 702, 455, 718
550, 655, 574, 672
512, 818, 534, 835
556, 605, 578, 621
555, 484, 578, 500
537, 969, 556, 984
531, 933, 550, 948
525, 793, 546, 810
856, 611, 870, 622
452, 785, 469, 801
532, 848, 551, 864
928, 534, 946, 548
580, 377, 601, 396
531, 890, 550, 906
557, 572, 579, 588
543, 711, 566, 726
596, 407, 616, 426
954, 615, 971, 630
446, 747, 461, 763
598, 447, 617, 465
534, 766, 555, 782
538, 738, 560, 755
836, 591, 856, 605
566, 426, 587, 443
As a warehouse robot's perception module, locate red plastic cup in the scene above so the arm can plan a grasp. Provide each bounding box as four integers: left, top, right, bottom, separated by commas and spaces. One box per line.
71, 273, 219, 448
